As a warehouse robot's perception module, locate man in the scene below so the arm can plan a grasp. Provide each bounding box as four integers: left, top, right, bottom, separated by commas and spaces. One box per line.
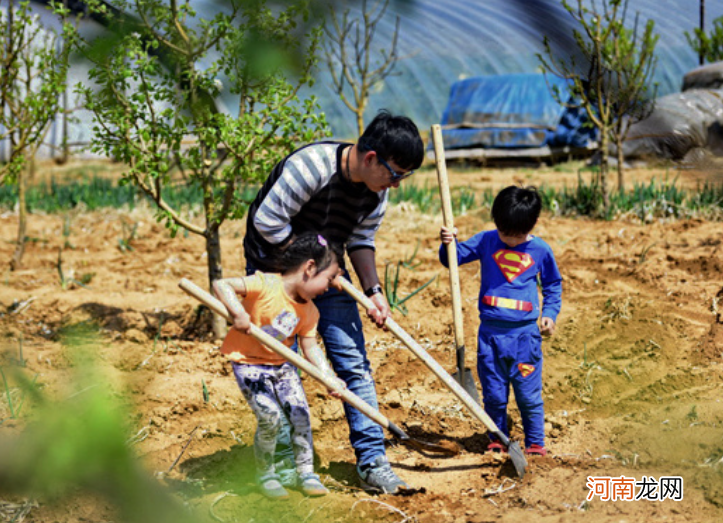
243, 110, 424, 494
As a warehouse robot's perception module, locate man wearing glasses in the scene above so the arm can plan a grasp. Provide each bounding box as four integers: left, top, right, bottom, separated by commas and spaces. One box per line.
243, 110, 424, 494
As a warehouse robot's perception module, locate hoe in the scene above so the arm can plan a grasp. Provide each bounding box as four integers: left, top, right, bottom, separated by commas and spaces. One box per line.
339, 278, 528, 478
179, 278, 459, 457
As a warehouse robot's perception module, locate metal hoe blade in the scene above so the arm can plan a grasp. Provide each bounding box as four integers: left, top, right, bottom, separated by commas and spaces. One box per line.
452, 347, 481, 404
497, 432, 527, 479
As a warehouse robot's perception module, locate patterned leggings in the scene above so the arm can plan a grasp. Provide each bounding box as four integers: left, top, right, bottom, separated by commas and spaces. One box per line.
232, 362, 314, 478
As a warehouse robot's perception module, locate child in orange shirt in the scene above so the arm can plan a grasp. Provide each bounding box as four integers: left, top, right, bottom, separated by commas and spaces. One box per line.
213, 233, 343, 499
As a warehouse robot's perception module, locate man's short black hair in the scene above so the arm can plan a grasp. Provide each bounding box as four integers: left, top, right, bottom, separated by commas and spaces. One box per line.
491, 186, 542, 235
357, 110, 424, 171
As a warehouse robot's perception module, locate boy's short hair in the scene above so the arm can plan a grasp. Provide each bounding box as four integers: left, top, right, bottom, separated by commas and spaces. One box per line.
492, 186, 542, 235
357, 110, 424, 171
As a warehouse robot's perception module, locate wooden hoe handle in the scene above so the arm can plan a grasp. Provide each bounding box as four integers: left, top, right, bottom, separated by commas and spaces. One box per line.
178, 278, 410, 441
338, 278, 506, 440
431, 124, 465, 348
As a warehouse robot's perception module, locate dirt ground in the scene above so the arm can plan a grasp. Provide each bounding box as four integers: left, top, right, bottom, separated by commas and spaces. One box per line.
1, 162, 723, 522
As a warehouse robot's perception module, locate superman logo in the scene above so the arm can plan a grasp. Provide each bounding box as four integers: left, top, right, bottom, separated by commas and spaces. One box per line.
518, 363, 535, 378
493, 250, 534, 282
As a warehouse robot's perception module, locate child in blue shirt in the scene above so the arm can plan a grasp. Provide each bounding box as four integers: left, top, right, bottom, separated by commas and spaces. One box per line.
440, 186, 562, 456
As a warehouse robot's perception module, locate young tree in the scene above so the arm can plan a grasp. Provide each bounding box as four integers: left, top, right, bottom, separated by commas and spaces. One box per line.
686, 15, 723, 63
538, 0, 658, 211
322, 0, 402, 137
0, 0, 74, 270
77, 0, 329, 337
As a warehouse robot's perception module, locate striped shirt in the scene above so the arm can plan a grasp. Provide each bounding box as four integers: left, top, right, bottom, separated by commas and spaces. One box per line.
244, 142, 387, 272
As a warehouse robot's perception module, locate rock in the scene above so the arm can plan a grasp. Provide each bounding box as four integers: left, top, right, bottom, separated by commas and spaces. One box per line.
125, 328, 149, 343
383, 389, 403, 408
318, 401, 344, 421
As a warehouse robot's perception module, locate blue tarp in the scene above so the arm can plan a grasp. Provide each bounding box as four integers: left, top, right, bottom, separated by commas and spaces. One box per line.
439, 73, 597, 150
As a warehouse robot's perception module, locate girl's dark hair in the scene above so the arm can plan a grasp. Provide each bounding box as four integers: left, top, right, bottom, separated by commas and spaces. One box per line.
357, 109, 424, 171
491, 186, 542, 235
279, 232, 342, 274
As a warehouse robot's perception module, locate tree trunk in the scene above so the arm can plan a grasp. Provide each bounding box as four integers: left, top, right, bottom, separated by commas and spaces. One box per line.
599, 130, 610, 216
616, 137, 625, 192
10, 161, 29, 271
205, 226, 227, 340
355, 108, 365, 138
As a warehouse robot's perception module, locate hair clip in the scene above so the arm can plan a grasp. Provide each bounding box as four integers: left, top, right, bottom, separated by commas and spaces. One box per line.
317, 234, 328, 247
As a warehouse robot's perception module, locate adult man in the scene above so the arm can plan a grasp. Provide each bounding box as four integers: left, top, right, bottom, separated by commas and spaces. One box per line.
243, 110, 424, 494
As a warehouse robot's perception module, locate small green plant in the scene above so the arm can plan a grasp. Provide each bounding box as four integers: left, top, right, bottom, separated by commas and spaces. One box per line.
17, 335, 25, 367
0, 367, 18, 420
0, 367, 37, 421
57, 247, 90, 290
637, 242, 657, 265
687, 405, 699, 422
78, 272, 95, 286
384, 261, 436, 316
202, 379, 210, 404
62, 215, 74, 249
118, 221, 138, 253
580, 343, 595, 370
401, 240, 422, 270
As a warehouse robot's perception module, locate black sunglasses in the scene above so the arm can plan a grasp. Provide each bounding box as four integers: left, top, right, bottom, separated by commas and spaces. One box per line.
374, 152, 415, 182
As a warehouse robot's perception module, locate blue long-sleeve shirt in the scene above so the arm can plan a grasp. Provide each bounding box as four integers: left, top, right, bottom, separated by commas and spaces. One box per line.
439, 230, 562, 323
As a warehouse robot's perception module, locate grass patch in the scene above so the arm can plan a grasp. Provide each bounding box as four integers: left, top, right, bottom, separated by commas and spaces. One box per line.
3, 173, 723, 221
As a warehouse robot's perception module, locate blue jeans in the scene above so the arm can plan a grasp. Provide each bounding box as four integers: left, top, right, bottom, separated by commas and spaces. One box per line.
477, 320, 544, 448
314, 284, 385, 467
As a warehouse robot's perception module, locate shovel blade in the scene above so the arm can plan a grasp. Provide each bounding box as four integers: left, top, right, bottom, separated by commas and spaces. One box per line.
508, 441, 528, 479
452, 367, 480, 405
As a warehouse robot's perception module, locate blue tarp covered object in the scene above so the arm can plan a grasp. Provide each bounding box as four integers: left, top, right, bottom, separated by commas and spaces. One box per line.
439, 73, 597, 150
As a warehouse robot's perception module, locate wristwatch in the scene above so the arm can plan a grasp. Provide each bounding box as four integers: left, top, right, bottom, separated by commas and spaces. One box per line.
364, 284, 383, 297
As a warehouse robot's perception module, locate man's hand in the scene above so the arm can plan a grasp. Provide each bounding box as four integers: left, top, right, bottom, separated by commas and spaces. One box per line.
366, 291, 391, 327
327, 377, 347, 399
540, 317, 556, 336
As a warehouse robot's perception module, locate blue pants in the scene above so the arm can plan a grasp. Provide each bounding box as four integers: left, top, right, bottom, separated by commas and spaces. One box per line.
314, 283, 386, 466
477, 321, 545, 448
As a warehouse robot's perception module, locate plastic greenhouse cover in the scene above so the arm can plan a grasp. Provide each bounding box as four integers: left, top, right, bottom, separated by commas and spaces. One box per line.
619, 88, 723, 160
438, 73, 597, 150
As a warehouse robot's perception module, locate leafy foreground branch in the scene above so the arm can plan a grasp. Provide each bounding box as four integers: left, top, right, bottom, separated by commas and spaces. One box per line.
0, 324, 200, 523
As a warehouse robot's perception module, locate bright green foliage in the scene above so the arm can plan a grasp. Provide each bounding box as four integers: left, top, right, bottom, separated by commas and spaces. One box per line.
76, 0, 329, 319
78, 0, 327, 236
538, 0, 659, 209
686, 16, 723, 63
1, 0, 77, 269
0, 0, 74, 184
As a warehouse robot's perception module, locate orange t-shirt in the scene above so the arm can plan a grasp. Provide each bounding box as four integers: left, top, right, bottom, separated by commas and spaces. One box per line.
220, 272, 319, 365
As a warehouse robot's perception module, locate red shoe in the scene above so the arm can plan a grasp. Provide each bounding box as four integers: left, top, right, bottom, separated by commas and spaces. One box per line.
525, 444, 547, 456
487, 442, 508, 453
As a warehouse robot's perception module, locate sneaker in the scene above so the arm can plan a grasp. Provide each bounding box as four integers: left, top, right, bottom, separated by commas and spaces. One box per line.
357, 456, 408, 494
525, 444, 548, 456
275, 459, 299, 488
259, 475, 290, 499
487, 441, 508, 454
299, 473, 329, 497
